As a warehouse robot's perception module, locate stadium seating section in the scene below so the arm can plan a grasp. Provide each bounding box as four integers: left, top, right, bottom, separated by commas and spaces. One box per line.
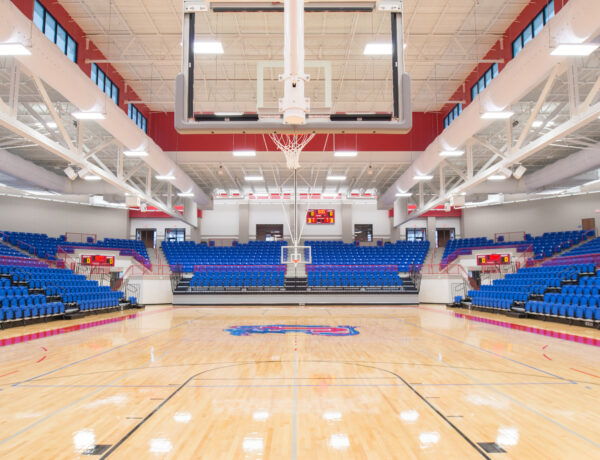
305, 240, 430, 271
189, 266, 285, 289
442, 230, 594, 267
465, 263, 600, 323
0, 263, 125, 324
307, 266, 402, 289
162, 240, 286, 272
0, 232, 150, 265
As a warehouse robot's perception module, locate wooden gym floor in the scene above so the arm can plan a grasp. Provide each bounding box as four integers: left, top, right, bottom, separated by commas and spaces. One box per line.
0, 304, 599, 459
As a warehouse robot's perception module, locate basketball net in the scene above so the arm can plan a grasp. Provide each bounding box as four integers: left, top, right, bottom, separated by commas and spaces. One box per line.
268, 133, 316, 170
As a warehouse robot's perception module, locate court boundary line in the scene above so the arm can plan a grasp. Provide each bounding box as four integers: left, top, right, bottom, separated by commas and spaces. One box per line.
99, 360, 492, 460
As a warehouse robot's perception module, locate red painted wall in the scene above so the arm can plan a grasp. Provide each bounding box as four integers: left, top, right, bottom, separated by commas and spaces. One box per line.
441, 0, 568, 120
149, 111, 443, 152
11, 0, 150, 123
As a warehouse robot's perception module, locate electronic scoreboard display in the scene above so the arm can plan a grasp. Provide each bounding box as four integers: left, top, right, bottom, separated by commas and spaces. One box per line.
306, 209, 335, 224
476, 253, 511, 266
81, 255, 115, 267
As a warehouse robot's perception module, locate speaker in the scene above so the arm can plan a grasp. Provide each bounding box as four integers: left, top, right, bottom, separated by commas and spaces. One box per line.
64, 166, 77, 181
513, 165, 527, 180
125, 195, 141, 208
451, 195, 466, 207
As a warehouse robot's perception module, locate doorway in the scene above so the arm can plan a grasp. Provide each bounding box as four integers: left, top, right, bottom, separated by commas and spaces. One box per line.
406, 228, 426, 242
256, 224, 284, 241
354, 224, 373, 242
436, 228, 455, 248
165, 228, 186, 243
136, 228, 156, 248
582, 218, 596, 233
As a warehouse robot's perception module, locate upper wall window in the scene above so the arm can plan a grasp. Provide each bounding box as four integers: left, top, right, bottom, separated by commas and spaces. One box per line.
33, 0, 77, 63
512, 0, 554, 58
471, 63, 499, 101
443, 103, 462, 129
91, 63, 119, 106
128, 104, 148, 133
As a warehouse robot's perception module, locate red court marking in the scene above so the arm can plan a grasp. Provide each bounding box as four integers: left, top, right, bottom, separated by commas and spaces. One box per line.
543, 354, 552, 361
0, 370, 18, 379
36, 356, 46, 363
570, 368, 600, 379
419, 306, 600, 348
0, 307, 172, 349
542, 345, 548, 350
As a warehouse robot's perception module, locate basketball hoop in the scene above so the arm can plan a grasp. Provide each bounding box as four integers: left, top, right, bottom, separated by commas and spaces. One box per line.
269, 133, 316, 169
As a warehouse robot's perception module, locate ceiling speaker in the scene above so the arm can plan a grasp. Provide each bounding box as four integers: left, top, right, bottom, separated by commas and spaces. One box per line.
513, 165, 527, 180
64, 166, 77, 181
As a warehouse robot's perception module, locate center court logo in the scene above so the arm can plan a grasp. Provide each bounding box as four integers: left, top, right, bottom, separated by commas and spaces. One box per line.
224, 325, 359, 337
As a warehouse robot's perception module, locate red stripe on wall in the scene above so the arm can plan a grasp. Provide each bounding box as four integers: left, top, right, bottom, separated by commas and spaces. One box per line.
149, 111, 443, 152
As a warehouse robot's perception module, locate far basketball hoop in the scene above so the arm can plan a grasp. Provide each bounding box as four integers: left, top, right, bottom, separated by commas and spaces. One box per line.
281, 245, 312, 266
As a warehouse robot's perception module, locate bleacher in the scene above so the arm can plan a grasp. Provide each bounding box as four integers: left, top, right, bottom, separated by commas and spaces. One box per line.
0, 263, 128, 325
307, 266, 402, 289
0, 232, 150, 265
442, 230, 594, 267
460, 262, 600, 326
306, 240, 430, 271
189, 266, 285, 289
162, 240, 286, 272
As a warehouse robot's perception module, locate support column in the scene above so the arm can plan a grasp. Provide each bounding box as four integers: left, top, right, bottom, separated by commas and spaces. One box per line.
342, 203, 353, 243
183, 198, 200, 241
426, 216, 437, 246
238, 202, 249, 243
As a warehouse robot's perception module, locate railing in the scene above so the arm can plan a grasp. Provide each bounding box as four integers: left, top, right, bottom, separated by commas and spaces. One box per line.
123, 264, 174, 277
0, 255, 48, 268
440, 243, 533, 269
306, 264, 399, 271
192, 264, 286, 272
57, 244, 152, 270
542, 253, 600, 267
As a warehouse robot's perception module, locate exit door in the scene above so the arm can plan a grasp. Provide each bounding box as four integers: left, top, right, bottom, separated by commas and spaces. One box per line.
436, 228, 455, 248
582, 218, 596, 233
136, 228, 156, 248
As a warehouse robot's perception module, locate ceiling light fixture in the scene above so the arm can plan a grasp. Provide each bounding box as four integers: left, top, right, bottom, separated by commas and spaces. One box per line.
439, 150, 464, 157
396, 192, 412, 197
551, 44, 599, 56
124, 150, 149, 157
326, 175, 346, 181
155, 174, 175, 180
413, 174, 433, 180
364, 43, 392, 55
177, 192, 194, 197
83, 174, 102, 181
194, 41, 224, 54
0, 43, 31, 56
488, 174, 508, 181
233, 150, 256, 157
72, 111, 105, 120
481, 111, 514, 120
245, 175, 264, 181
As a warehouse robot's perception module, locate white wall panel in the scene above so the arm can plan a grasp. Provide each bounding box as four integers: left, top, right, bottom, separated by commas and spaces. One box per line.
0, 196, 127, 238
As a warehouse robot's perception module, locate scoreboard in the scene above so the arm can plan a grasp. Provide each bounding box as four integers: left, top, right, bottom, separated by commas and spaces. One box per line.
476, 253, 511, 266
81, 254, 115, 267
306, 209, 335, 224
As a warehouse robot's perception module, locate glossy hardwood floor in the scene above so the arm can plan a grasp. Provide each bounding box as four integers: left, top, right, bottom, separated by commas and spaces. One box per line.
0, 304, 599, 459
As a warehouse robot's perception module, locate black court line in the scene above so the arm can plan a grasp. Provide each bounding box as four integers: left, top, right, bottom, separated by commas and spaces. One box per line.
101, 360, 491, 459
351, 362, 491, 459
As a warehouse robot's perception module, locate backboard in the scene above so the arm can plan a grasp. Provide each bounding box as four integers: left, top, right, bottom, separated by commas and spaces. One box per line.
281, 245, 312, 265
175, 0, 412, 133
